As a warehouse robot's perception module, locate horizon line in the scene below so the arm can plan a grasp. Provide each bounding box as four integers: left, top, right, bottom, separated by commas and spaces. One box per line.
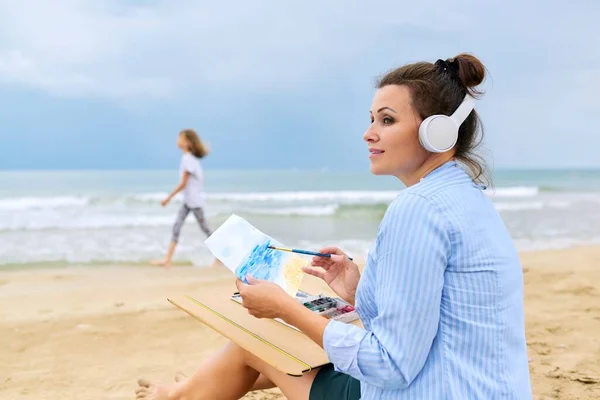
2, 166, 600, 173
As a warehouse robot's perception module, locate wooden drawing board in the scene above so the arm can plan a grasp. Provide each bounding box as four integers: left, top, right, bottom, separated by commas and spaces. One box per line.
167, 277, 362, 376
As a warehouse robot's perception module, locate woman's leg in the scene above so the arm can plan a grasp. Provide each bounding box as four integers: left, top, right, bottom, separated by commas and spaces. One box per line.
169, 372, 275, 392
250, 374, 275, 391
243, 348, 318, 400
151, 205, 190, 268
171, 372, 275, 391
135, 342, 318, 400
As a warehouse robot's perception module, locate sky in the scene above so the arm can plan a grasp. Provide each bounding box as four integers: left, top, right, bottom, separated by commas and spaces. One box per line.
0, 0, 599, 171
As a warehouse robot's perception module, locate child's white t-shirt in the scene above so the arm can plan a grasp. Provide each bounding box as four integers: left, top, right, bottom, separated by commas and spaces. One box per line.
179, 153, 205, 208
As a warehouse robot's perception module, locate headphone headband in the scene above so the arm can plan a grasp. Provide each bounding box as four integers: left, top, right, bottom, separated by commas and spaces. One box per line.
451, 94, 476, 126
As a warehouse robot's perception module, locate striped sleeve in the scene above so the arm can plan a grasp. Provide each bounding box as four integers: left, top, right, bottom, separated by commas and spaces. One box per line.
322, 192, 451, 390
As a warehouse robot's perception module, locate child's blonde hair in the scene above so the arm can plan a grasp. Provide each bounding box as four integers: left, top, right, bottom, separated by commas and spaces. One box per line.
180, 129, 209, 158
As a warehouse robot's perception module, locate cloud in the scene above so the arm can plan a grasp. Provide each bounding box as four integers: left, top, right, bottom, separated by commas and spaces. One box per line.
0, 0, 470, 101
1, 1, 600, 169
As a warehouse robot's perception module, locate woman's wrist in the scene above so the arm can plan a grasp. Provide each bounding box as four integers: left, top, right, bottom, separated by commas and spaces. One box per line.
278, 295, 304, 323
345, 294, 356, 307
279, 296, 330, 348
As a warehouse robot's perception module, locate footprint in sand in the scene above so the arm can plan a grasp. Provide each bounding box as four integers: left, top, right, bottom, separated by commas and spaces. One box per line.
556, 283, 598, 296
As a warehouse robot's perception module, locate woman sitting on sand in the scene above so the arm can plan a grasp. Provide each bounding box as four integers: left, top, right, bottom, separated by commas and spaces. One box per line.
136, 53, 533, 399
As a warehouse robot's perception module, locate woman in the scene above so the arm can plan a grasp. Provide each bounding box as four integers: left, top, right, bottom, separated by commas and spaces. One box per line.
136, 53, 532, 399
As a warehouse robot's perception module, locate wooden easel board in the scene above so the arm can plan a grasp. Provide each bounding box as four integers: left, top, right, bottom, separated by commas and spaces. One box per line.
167, 279, 362, 376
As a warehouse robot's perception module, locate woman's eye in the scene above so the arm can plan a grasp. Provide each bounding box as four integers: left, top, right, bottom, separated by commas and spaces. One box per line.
383, 116, 394, 125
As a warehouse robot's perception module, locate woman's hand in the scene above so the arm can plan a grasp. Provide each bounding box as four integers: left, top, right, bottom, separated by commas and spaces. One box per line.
303, 247, 361, 305
235, 276, 296, 319
161, 197, 170, 207
237, 276, 330, 348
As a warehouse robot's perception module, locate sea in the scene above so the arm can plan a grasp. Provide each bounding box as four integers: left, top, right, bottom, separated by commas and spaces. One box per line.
2, 168, 600, 269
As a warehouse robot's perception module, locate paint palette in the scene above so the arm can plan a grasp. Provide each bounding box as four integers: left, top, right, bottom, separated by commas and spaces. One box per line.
300, 294, 358, 324
231, 290, 359, 331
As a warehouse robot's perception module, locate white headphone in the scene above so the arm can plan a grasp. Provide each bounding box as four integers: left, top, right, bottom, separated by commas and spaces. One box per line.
418, 94, 476, 153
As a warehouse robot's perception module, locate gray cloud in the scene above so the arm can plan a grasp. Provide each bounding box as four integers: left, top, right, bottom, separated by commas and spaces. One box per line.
0, 0, 475, 100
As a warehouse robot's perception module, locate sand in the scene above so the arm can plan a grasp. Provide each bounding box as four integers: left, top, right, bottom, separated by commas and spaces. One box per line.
1, 247, 599, 399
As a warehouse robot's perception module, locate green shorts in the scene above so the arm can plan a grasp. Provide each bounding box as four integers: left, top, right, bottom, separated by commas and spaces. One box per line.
309, 364, 361, 400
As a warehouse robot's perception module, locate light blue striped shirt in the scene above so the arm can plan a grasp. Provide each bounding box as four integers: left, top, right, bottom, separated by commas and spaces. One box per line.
323, 161, 532, 399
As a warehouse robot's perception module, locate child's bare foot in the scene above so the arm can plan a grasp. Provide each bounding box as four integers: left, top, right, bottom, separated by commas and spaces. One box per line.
150, 259, 172, 269
135, 378, 172, 400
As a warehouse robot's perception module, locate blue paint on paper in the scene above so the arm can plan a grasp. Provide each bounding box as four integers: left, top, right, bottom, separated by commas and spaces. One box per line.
235, 239, 283, 283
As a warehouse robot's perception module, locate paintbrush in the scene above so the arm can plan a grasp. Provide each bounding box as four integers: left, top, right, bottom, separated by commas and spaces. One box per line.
267, 245, 354, 261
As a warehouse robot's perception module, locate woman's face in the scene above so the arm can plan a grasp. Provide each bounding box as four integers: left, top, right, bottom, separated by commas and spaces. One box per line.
364, 85, 431, 182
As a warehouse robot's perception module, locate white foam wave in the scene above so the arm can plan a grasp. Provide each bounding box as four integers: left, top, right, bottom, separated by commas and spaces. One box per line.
0, 216, 175, 231
132, 192, 175, 202
494, 200, 571, 212
208, 190, 399, 203
0, 196, 89, 211
243, 205, 339, 217
484, 186, 539, 198
0, 187, 544, 212
494, 202, 544, 211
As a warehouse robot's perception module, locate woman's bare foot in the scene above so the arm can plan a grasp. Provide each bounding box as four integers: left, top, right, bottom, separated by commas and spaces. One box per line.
150, 259, 172, 269
135, 378, 172, 400
135, 373, 186, 399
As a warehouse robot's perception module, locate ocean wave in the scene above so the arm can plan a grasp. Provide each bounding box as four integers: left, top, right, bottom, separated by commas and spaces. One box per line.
0, 236, 376, 268
242, 205, 340, 217
238, 203, 390, 217
208, 190, 401, 203
494, 200, 571, 212
0, 196, 89, 210
2, 198, 577, 231
0, 216, 175, 232
0, 186, 549, 211
0, 191, 399, 211
0, 204, 375, 231
4, 235, 600, 268
484, 186, 539, 198
128, 191, 400, 204
494, 201, 544, 211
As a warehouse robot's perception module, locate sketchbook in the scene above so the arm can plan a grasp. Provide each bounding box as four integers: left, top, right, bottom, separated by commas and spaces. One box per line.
204, 214, 305, 296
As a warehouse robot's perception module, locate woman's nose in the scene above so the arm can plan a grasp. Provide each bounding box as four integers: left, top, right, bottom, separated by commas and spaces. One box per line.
363, 125, 378, 142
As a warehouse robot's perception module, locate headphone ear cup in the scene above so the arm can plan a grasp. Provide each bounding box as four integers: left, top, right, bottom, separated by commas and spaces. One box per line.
418, 117, 435, 152
418, 115, 458, 153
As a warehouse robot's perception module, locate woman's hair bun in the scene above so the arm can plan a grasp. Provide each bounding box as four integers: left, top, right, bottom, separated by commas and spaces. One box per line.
448, 53, 486, 90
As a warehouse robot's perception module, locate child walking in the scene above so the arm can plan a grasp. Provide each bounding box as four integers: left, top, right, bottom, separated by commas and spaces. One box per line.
152, 129, 213, 268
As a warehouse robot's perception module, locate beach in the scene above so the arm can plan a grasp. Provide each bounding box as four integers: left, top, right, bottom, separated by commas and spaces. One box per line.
1, 247, 599, 399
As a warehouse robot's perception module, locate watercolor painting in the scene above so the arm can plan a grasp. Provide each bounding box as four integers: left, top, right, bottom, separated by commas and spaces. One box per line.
204, 214, 305, 296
